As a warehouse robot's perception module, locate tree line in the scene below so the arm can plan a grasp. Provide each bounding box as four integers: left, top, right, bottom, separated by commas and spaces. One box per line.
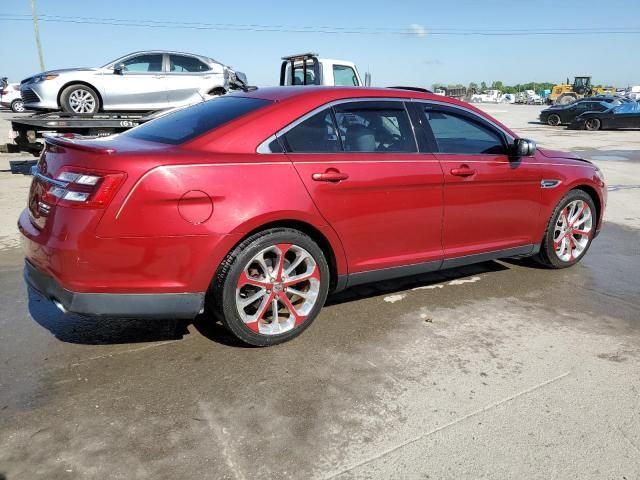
432, 80, 613, 94
432, 81, 555, 94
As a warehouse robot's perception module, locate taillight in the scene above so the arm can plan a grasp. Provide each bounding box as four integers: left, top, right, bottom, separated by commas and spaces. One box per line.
44, 167, 126, 208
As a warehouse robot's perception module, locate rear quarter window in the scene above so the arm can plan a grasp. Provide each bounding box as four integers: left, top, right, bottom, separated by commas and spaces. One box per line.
125, 96, 272, 144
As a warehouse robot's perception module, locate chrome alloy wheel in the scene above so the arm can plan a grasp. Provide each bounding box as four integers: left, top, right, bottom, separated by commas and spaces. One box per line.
68, 88, 97, 114
553, 199, 593, 262
236, 244, 321, 335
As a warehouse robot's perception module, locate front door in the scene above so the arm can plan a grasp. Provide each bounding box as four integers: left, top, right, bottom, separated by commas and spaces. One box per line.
105, 53, 167, 110
282, 101, 444, 274
416, 103, 542, 259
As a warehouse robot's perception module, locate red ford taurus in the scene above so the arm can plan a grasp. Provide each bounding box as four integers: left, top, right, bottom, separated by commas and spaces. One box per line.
19, 87, 606, 346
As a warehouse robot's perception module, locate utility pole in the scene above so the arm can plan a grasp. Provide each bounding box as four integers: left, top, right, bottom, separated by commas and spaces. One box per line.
30, 0, 45, 71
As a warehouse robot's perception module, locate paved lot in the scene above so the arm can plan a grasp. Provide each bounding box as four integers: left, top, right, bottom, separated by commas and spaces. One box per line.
0, 105, 639, 479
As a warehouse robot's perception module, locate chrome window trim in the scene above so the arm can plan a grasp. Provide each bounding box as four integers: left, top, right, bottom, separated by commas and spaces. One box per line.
256, 97, 419, 154
412, 99, 516, 144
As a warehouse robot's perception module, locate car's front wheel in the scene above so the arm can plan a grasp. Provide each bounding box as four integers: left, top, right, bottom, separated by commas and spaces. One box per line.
60, 84, 100, 115
209, 228, 330, 346
11, 99, 25, 113
535, 190, 596, 269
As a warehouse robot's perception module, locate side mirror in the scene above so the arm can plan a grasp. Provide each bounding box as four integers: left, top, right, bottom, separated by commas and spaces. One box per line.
513, 138, 536, 157
113, 63, 125, 75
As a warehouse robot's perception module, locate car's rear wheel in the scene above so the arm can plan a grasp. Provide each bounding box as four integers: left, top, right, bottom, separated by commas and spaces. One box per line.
11, 99, 25, 113
584, 118, 601, 131
558, 95, 575, 105
534, 190, 596, 269
547, 114, 561, 126
209, 228, 330, 346
60, 84, 100, 115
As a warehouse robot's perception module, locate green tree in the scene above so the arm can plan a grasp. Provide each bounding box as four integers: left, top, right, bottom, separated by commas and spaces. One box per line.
480, 81, 488, 91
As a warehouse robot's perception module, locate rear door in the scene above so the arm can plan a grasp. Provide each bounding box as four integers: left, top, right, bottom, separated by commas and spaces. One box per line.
282, 100, 444, 274
105, 53, 167, 109
165, 54, 214, 106
416, 102, 542, 259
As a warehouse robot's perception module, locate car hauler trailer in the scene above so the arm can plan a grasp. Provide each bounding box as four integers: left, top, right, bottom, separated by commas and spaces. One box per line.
6, 111, 158, 155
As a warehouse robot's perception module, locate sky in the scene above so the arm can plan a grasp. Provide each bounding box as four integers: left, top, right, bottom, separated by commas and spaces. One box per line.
1, 0, 639, 88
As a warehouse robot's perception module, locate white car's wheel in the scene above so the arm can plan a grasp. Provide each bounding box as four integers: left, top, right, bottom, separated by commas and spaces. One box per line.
11, 99, 25, 113
60, 84, 100, 115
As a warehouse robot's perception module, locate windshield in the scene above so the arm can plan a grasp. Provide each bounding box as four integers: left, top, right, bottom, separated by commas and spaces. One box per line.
124, 96, 272, 144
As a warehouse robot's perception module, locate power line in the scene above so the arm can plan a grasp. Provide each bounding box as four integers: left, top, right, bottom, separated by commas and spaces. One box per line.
1, 14, 639, 36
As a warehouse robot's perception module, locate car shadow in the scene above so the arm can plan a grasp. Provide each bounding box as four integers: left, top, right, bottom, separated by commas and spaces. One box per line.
27, 287, 190, 345
326, 260, 509, 306
27, 261, 511, 347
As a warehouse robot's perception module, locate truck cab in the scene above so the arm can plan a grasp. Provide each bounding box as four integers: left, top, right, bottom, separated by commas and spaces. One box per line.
279, 53, 365, 87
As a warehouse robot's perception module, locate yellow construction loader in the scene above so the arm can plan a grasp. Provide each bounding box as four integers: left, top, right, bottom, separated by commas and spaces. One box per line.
548, 76, 616, 105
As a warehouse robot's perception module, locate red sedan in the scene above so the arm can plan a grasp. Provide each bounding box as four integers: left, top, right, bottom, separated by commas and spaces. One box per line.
19, 87, 606, 346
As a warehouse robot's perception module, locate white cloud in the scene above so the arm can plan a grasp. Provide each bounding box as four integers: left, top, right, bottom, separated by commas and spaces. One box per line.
408, 24, 428, 37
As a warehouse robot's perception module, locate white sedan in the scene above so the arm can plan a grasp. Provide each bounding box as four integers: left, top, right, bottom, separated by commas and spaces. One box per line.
0, 83, 24, 112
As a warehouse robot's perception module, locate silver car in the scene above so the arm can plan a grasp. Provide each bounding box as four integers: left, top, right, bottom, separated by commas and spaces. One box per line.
20, 50, 238, 114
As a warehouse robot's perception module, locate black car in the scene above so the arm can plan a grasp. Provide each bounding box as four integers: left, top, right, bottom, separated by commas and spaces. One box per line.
540, 99, 616, 126
571, 102, 640, 131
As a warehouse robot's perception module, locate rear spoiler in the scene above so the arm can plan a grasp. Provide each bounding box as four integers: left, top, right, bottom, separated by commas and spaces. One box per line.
44, 134, 117, 155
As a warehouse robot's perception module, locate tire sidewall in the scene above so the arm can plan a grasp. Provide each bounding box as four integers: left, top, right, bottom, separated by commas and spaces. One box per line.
541, 190, 596, 268
60, 84, 100, 115
218, 230, 330, 346
585, 118, 600, 131
548, 114, 561, 126
11, 99, 24, 113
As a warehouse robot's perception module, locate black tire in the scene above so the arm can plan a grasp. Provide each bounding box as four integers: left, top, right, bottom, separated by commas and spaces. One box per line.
60, 84, 100, 115
534, 190, 596, 269
10, 99, 25, 113
208, 228, 330, 346
584, 118, 601, 131
558, 95, 575, 105
547, 114, 561, 126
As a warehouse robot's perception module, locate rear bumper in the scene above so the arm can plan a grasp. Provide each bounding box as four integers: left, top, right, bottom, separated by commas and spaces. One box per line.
24, 260, 205, 319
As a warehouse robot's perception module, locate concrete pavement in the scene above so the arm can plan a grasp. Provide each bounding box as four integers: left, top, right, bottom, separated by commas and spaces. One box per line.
0, 105, 639, 479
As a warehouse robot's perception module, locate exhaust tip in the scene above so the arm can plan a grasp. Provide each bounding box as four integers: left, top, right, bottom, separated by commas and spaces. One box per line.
51, 298, 68, 314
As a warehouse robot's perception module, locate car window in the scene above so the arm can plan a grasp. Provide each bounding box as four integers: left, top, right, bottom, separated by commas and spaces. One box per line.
281, 110, 340, 153
423, 108, 505, 154
333, 102, 417, 152
170, 54, 210, 73
125, 96, 272, 144
614, 102, 640, 114
292, 66, 315, 85
122, 54, 163, 73
333, 65, 358, 86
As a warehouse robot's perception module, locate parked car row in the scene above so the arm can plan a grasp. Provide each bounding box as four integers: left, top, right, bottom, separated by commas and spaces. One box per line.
540, 95, 640, 130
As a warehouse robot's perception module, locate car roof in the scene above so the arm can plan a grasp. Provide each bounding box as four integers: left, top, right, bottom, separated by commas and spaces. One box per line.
107, 50, 219, 65
234, 85, 454, 103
